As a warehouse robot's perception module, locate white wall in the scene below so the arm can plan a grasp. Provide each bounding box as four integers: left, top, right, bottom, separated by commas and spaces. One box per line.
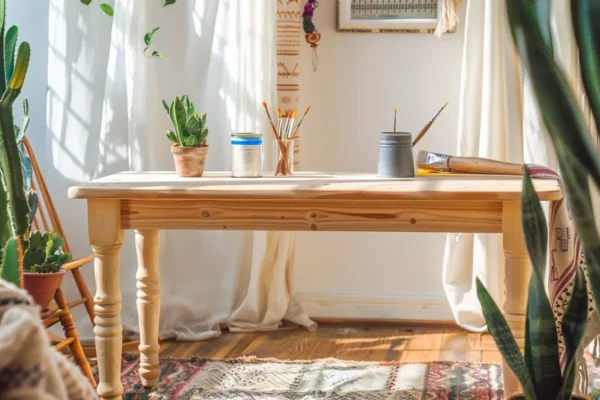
7, 0, 49, 168
293, 1, 466, 320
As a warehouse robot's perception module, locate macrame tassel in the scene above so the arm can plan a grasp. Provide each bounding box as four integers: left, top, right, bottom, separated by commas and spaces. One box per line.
434, 0, 463, 37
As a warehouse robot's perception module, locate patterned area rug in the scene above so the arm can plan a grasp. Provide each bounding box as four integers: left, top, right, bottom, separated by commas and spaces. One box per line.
91, 354, 504, 399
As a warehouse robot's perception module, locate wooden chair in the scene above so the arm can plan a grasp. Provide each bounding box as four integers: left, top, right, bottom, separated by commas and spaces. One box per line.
23, 137, 97, 387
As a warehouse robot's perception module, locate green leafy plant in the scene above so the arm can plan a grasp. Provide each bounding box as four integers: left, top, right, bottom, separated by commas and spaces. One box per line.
22, 231, 71, 274
477, 170, 588, 400
163, 95, 208, 147
0, 237, 18, 285
143, 27, 169, 60
475, 1, 600, 399
79, 0, 113, 17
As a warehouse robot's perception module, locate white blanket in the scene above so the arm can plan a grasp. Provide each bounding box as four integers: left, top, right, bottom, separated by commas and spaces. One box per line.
0, 280, 97, 400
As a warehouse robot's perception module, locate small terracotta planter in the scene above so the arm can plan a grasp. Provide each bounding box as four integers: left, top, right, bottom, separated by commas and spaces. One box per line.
23, 269, 66, 310
171, 144, 209, 177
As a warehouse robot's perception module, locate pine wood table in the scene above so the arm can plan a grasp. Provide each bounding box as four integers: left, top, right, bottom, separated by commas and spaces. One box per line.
69, 172, 562, 400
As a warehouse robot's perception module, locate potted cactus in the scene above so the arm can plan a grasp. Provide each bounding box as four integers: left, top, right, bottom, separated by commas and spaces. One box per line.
163, 95, 209, 177
21, 231, 71, 309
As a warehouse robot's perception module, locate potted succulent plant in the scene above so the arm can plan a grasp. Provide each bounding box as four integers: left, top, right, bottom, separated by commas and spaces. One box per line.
163, 95, 209, 177
22, 231, 71, 310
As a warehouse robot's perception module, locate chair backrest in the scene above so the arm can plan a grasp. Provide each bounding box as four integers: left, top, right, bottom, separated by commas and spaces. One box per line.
23, 137, 71, 253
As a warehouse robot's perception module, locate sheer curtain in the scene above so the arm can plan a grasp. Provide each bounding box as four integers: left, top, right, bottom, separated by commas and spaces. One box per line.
47, 0, 314, 340
442, 0, 586, 331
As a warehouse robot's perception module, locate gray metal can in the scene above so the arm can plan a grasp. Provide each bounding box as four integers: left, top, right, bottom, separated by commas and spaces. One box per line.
377, 132, 415, 178
231, 133, 263, 178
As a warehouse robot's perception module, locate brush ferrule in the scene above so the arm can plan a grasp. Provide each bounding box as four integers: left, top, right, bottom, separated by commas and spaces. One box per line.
420, 151, 450, 170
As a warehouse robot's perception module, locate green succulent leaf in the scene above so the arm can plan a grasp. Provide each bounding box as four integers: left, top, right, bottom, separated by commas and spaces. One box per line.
184, 115, 203, 138
26, 191, 37, 229
559, 267, 589, 398
0, 237, 19, 286
165, 130, 178, 143
23, 231, 70, 273
144, 27, 160, 49
169, 97, 186, 146
534, 0, 552, 54
476, 278, 536, 399
162, 99, 170, 114
572, 0, 600, 137
99, 3, 114, 16
80, 0, 92, 4
4, 25, 18, 87
164, 0, 176, 6
183, 135, 200, 147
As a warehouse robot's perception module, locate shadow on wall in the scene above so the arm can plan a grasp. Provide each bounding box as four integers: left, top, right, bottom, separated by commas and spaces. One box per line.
45, 0, 272, 339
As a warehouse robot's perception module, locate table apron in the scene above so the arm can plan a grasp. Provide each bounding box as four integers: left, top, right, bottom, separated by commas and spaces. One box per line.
119, 199, 504, 233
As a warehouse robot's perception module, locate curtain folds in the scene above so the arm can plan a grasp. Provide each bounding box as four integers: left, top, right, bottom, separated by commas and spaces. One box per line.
47, 0, 314, 341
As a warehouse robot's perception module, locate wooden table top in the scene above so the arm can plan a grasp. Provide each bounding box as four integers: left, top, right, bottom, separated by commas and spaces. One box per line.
68, 171, 562, 201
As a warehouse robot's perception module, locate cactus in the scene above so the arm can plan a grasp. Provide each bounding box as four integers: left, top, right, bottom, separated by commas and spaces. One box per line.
0, 237, 18, 285
163, 95, 208, 147
0, 0, 30, 244
23, 231, 71, 274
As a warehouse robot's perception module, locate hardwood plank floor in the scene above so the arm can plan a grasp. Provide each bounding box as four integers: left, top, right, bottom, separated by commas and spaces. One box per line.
83, 322, 501, 363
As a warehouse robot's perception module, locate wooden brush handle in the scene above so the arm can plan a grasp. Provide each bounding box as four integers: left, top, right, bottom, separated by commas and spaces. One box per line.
448, 156, 524, 175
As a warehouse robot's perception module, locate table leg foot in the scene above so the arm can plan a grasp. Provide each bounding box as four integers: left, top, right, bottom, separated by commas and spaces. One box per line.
135, 229, 161, 387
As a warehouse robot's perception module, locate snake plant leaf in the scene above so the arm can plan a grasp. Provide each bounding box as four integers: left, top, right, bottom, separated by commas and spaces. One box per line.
181, 95, 194, 116
534, 0, 553, 54
99, 3, 114, 16
0, 237, 19, 286
184, 115, 203, 140
559, 267, 588, 398
506, 0, 600, 193
476, 278, 536, 399
162, 99, 169, 114
4, 26, 18, 87
521, 169, 562, 398
169, 97, 186, 146
572, 0, 600, 137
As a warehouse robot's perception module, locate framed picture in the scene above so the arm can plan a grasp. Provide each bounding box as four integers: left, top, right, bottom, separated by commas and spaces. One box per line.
337, 0, 445, 34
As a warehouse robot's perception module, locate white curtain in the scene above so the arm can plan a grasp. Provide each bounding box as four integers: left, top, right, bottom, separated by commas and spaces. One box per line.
443, 0, 586, 331
47, 0, 315, 340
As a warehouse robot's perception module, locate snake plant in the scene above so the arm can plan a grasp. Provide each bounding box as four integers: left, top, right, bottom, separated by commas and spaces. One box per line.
476, 1, 600, 399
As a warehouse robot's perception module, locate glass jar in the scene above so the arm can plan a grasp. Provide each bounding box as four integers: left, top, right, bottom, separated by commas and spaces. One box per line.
231, 133, 263, 178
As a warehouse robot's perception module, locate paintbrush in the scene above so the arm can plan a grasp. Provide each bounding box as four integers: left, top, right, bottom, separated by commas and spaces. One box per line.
393, 107, 397, 133
411, 101, 449, 147
263, 102, 291, 173
290, 106, 311, 140
416, 150, 524, 175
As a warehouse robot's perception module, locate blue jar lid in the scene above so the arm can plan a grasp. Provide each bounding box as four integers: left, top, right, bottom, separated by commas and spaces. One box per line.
231, 133, 262, 145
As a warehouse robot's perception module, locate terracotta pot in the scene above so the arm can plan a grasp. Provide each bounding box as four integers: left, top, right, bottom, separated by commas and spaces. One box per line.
23, 269, 66, 310
508, 395, 587, 400
171, 144, 209, 177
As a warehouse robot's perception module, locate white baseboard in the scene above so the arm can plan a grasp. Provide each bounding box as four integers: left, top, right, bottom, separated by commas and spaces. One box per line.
296, 293, 453, 322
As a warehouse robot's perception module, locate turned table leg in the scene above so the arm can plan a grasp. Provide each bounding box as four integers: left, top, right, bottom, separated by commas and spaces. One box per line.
135, 229, 161, 387
501, 201, 530, 398
89, 199, 124, 400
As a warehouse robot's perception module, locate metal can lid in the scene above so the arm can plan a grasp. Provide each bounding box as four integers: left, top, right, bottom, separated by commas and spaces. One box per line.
231, 133, 262, 138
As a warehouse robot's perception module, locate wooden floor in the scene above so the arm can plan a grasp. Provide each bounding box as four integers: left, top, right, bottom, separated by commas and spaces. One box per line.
84, 322, 502, 364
